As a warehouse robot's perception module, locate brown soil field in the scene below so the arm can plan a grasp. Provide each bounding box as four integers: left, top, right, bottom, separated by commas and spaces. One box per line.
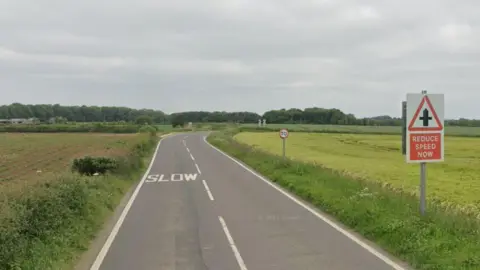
0, 133, 146, 195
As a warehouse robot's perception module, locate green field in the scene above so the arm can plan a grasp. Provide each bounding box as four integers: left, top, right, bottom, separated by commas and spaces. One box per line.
240, 123, 480, 136
234, 132, 480, 215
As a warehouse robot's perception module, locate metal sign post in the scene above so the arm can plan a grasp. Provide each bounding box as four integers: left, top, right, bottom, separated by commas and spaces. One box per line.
401, 101, 407, 155
406, 90, 444, 216
420, 161, 426, 215
279, 128, 289, 160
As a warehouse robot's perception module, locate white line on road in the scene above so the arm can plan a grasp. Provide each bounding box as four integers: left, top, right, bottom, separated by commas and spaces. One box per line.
195, 163, 202, 174
202, 180, 215, 200
218, 216, 248, 270
90, 137, 165, 270
204, 137, 407, 270
186, 147, 190, 153
183, 140, 187, 147
190, 153, 195, 161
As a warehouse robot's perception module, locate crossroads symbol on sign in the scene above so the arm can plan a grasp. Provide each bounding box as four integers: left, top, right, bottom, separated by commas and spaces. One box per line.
419, 109, 432, 126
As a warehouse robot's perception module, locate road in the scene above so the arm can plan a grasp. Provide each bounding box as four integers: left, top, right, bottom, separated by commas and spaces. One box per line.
88, 132, 409, 270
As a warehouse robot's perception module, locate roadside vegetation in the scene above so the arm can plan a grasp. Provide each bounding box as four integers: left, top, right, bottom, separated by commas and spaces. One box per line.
0, 127, 162, 269
235, 132, 480, 215
207, 130, 480, 270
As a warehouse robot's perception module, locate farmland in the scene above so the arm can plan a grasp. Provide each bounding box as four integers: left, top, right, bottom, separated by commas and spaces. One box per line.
0, 132, 159, 269
240, 123, 480, 136
234, 132, 480, 215
0, 133, 147, 186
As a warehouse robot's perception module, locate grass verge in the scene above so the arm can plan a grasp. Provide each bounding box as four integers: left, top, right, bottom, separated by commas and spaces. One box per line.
0, 132, 161, 270
207, 130, 480, 270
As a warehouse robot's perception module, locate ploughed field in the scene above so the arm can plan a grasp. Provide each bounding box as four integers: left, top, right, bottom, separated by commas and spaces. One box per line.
234, 132, 480, 215
0, 133, 146, 194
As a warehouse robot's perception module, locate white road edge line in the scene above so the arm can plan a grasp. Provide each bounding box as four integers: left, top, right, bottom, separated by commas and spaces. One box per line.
89, 136, 166, 270
204, 136, 406, 270
195, 163, 202, 174
218, 216, 248, 270
202, 180, 215, 201
190, 153, 195, 161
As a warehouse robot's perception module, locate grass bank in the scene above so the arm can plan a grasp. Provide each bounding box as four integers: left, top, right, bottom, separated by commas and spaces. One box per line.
0, 132, 161, 269
207, 130, 480, 270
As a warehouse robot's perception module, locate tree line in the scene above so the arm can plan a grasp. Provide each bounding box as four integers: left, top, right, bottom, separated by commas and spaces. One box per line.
0, 103, 168, 123
1, 103, 479, 127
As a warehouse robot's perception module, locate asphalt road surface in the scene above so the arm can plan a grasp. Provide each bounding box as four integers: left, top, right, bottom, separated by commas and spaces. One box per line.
88, 132, 410, 270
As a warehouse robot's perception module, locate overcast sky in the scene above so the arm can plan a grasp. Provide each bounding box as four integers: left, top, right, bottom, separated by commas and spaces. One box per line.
1, 0, 479, 118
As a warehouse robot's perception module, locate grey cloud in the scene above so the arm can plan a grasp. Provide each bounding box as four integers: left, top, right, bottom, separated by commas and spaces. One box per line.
1, 0, 480, 118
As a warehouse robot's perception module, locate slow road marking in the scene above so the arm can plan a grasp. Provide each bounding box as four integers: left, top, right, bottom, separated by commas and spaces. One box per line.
145, 173, 198, 183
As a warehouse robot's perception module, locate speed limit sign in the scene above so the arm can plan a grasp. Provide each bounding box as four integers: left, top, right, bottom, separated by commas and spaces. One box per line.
279, 128, 289, 139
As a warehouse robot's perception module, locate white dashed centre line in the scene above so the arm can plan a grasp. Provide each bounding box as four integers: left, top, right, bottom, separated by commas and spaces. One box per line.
202, 180, 215, 201
195, 163, 202, 174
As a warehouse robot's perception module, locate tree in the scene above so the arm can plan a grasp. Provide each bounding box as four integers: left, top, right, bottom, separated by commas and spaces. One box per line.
55, 116, 68, 124
135, 115, 153, 125
171, 114, 185, 128
0, 103, 167, 123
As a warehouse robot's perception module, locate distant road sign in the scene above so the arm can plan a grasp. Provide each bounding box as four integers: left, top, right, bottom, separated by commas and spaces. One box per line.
406, 93, 444, 163
279, 129, 289, 139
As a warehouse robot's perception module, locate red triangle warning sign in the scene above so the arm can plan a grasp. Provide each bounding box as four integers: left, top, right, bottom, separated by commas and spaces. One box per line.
408, 95, 443, 131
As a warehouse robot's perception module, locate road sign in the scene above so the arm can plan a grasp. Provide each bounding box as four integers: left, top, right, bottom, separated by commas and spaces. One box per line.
279, 128, 288, 160
408, 95, 443, 131
406, 93, 444, 163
